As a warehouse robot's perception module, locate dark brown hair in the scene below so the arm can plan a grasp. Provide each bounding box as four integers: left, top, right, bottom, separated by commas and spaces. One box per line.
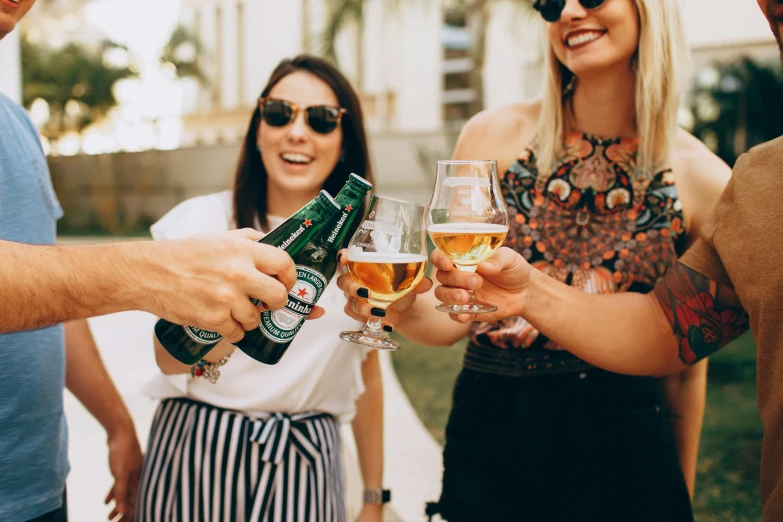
233, 54, 373, 244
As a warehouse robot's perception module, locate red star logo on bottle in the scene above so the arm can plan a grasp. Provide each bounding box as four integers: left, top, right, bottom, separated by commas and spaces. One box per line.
304, 219, 312, 227
345, 205, 352, 212
297, 288, 308, 298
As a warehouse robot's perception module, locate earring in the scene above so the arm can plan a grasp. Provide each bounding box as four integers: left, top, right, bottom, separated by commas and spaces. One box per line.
339, 152, 345, 164
256, 143, 262, 152
562, 75, 577, 98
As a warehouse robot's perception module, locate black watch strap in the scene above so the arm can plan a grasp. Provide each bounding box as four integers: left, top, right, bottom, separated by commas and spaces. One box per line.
363, 488, 391, 504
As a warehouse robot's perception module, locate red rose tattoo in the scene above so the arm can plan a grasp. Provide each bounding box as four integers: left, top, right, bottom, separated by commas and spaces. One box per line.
653, 263, 749, 364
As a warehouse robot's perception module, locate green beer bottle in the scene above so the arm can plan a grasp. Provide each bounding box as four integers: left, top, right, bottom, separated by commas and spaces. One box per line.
154, 190, 341, 364
236, 173, 373, 364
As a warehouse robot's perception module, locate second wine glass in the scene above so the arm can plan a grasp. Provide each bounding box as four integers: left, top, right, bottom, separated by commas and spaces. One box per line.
428, 160, 509, 314
340, 195, 429, 351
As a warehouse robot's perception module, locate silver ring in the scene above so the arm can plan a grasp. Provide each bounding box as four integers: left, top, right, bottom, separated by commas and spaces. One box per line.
351, 298, 359, 313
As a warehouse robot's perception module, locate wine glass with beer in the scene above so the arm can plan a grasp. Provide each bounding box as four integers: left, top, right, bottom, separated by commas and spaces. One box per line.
428, 160, 509, 313
340, 195, 428, 351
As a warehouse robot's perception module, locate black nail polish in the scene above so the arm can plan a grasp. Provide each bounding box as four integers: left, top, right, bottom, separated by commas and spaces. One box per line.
357, 288, 369, 299
337, 252, 343, 263
383, 325, 393, 333
371, 308, 386, 318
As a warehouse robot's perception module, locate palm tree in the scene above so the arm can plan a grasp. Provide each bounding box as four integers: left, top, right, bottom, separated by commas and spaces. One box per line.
21, 35, 136, 139
160, 24, 208, 85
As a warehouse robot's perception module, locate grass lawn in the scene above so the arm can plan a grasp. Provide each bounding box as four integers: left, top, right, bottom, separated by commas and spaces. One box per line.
392, 331, 762, 521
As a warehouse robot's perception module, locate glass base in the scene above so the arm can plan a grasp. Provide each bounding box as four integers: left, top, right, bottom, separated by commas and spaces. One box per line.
340, 330, 400, 351
435, 301, 498, 314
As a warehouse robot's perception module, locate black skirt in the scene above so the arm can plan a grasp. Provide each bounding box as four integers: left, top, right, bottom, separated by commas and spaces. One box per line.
428, 368, 694, 522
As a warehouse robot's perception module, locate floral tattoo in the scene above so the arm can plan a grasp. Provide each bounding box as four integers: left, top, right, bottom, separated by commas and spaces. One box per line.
653, 263, 749, 364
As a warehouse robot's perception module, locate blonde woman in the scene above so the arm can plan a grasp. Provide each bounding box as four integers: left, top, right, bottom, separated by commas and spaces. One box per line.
338, 0, 730, 520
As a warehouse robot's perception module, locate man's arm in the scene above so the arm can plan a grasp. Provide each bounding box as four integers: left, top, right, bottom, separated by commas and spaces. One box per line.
431, 249, 749, 376
64, 319, 143, 521
0, 229, 297, 340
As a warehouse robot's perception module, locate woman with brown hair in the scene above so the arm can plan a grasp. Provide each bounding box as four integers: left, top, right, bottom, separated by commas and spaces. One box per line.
136, 55, 385, 522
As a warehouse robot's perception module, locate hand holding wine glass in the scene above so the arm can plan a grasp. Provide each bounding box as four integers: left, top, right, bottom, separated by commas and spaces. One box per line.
431, 246, 534, 323
339, 195, 429, 351
337, 249, 433, 328
427, 160, 509, 314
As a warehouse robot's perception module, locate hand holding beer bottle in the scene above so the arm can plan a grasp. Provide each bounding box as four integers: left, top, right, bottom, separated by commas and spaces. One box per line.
427, 160, 509, 314
339, 195, 429, 351
154, 190, 341, 364
236, 173, 373, 364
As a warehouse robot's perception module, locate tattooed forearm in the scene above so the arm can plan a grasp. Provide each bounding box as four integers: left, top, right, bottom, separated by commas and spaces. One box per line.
653, 263, 749, 365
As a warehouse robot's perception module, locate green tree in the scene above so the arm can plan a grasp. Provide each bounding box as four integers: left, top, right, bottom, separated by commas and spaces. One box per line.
689, 57, 783, 167
160, 24, 207, 84
21, 36, 136, 139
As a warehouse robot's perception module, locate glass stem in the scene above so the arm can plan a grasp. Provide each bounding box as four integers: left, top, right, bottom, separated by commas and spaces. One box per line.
361, 318, 385, 336
467, 289, 479, 303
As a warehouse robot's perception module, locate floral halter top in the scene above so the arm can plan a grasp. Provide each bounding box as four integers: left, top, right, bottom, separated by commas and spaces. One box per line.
464, 131, 687, 376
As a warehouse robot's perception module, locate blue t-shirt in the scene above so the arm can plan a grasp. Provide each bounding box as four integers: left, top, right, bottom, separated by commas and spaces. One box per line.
0, 93, 69, 521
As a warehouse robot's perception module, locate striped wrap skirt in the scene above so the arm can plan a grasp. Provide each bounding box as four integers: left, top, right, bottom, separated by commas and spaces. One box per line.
136, 398, 346, 522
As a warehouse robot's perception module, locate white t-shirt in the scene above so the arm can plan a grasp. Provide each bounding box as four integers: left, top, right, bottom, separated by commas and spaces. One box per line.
142, 190, 368, 422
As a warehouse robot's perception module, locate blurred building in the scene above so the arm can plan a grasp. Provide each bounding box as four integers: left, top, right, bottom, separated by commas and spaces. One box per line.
0, 29, 21, 104
177, 0, 450, 145
176, 0, 778, 148
175, 0, 543, 146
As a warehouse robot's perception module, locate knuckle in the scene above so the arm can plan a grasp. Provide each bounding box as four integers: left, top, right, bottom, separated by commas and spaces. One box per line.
267, 283, 289, 307
205, 309, 229, 330
213, 285, 235, 306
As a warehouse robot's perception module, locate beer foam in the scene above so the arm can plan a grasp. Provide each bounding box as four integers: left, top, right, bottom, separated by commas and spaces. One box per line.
427, 223, 508, 234
347, 252, 428, 264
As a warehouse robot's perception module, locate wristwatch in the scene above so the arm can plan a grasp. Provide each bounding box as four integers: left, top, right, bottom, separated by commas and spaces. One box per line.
363, 488, 391, 504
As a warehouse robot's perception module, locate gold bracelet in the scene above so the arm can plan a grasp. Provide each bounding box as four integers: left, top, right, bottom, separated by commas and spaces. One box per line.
190, 353, 232, 384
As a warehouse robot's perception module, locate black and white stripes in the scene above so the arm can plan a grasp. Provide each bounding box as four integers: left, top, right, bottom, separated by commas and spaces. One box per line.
136, 398, 346, 522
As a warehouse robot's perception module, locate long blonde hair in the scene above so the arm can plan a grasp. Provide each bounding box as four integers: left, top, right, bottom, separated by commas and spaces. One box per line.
536, 0, 689, 177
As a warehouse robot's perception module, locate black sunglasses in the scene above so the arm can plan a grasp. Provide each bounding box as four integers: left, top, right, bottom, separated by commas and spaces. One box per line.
258, 98, 346, 135
533, 0, 608, 22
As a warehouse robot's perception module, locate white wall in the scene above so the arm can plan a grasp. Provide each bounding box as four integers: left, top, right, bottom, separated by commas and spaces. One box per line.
185, 0, 304, 112
193, 0, 218, 112
393, 0, 442, 132
219, 0, 240, 110
683, 0, 774, 49
483, 1, 543, 109
252, 0, 303, 95
0, 29, 21, 104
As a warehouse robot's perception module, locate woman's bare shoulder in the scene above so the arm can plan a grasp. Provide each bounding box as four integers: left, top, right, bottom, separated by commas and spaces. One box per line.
453, 101, 541, 161
671, 128, 732, 237
671, 128, 731, 190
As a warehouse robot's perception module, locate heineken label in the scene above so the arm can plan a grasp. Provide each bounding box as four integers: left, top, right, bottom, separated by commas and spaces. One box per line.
258, 265, 327, 343
183, 326, 223, 345
279, 220, 313, 251
326, 205, 352, 245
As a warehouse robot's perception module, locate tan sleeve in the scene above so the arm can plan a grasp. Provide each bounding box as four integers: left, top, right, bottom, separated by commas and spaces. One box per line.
678, 237, 730, 286
677, 154, 743, 287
